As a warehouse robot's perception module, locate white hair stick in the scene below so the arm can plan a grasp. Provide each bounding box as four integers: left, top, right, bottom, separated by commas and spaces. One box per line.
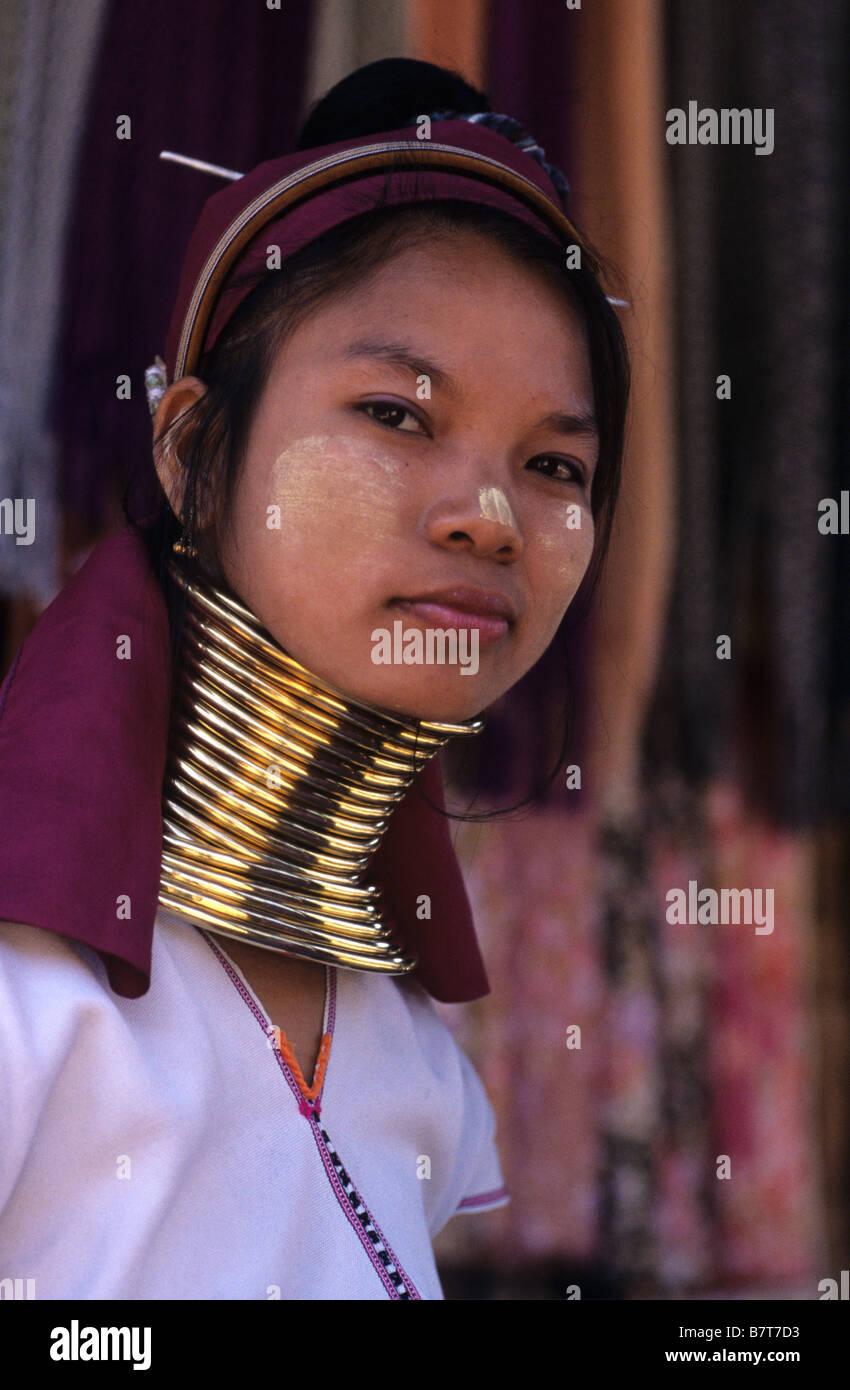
159, 150, 243, 181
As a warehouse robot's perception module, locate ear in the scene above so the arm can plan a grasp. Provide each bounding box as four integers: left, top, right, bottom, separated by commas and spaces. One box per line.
152, 376, 208, 518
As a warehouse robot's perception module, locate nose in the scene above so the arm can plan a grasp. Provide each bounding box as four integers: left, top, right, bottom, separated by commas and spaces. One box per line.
423, 484, 523, 562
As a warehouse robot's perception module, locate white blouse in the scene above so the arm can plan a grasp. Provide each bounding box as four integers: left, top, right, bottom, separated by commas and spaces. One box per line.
0, 908, 508, 1300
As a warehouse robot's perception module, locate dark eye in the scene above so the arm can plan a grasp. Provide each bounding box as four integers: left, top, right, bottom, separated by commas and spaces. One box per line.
356, 400, 424, 433
528, 454, 588, 486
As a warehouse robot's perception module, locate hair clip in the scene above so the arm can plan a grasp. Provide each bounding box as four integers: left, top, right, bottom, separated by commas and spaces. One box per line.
144, 354, 168, 416
425, 109, 572, 207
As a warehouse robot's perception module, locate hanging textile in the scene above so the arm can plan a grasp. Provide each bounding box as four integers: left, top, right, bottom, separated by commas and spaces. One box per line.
51, 0, 315, 539
306, 0, 412, 111
0, 0, 109, 605
411, 0, 487, 91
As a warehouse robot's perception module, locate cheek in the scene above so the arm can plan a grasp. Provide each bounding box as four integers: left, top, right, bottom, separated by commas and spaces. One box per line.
253, 434, 408, 558
528, 502, 595, 620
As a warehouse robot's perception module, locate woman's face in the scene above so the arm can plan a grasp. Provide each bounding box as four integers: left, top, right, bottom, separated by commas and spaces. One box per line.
158, 230, 598, 723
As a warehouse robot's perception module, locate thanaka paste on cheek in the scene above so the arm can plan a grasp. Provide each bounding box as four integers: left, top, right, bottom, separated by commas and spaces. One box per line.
533, 505, 595, 602
265, 434, 408, 544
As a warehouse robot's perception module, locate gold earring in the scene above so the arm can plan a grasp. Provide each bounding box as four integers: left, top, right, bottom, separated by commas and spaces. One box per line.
172, 516, 198, 559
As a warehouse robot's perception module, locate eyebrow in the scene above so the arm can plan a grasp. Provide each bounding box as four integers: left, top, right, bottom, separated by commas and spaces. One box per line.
340, 337, 454, 393
339, 336, 599, 443
535, 409, 600, 445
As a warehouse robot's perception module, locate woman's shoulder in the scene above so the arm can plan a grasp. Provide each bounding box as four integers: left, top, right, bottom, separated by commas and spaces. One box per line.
0, 918, 111, 1039
377, 974, 509, 1224
0, 916, 106, 977
0, 920, 113, 1190
340, 965, 497, 1123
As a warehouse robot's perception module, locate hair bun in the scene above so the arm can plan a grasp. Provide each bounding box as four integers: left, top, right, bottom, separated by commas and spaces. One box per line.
297, 57, 491, 150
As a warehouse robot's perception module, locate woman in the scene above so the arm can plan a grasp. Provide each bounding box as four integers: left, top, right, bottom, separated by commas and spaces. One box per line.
0, 58, 629, 1299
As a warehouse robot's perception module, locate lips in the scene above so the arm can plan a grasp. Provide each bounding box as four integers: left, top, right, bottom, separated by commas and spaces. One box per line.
397, 587, 517, 621
391, 586, 517, 644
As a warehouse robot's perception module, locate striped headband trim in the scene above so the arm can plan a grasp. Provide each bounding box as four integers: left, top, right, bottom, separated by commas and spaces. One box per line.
172, 139, 600, 382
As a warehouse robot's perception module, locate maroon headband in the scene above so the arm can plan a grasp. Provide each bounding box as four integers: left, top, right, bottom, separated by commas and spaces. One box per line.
164, 117, 598, 383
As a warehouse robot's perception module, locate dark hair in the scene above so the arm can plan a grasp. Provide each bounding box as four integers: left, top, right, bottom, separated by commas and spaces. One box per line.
297, 57, 492, 149
144, 59, 631, 814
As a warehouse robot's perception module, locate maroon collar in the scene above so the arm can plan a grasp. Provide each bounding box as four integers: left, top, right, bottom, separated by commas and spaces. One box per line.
0, 524, 489, 1003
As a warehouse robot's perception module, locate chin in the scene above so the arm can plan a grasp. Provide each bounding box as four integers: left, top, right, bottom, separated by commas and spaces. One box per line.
282, 641, 493, 724
352, 673, 490, 726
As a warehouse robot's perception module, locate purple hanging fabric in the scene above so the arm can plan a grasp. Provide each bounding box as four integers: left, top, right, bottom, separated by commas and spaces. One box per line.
454, 0, 590, 809
50, 0, 315, 533
487, 0, 577, 198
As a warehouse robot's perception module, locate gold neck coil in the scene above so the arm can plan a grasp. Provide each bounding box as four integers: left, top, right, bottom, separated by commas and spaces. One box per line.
158, 556, 484, 973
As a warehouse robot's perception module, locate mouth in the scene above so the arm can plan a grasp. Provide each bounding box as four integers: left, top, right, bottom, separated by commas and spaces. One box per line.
390, 586, 517, 644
